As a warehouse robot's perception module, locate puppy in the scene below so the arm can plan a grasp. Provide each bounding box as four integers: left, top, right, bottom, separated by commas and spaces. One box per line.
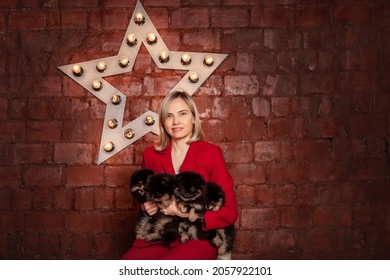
204, 181, 235, 256
129, 169, 179, 243
174, 171, 208, 222
144, 173, 176, 208
174, 171, 209, 243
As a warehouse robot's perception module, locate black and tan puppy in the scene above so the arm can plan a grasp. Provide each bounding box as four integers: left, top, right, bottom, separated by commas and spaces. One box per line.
144, 172, 176, 208
174, 171, 208, 222
129, 169, 179, 243
203, 181, 235, 256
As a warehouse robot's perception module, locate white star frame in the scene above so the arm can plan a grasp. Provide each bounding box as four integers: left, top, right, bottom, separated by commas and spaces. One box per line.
59, 0, 227, 164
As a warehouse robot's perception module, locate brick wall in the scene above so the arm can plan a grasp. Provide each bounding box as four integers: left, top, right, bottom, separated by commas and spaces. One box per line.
0, 0, 389, 259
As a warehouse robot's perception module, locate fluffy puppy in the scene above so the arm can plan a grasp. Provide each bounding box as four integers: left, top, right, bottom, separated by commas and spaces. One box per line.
174, 171, 208, 222
174, 171, 209, 243
204, 181, 235, 256
129, 168, 155, 203
144, 173, 176, 208
129, 169, 179, 243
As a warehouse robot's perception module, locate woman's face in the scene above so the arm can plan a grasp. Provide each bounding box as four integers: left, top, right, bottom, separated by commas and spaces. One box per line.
164, 97, 194, 141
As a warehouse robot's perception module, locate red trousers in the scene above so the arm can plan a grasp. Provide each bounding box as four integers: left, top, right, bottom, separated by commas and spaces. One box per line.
121, 239, 218, 260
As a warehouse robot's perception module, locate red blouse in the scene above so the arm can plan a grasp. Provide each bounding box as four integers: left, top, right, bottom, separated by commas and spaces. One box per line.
141, 140, 238, 231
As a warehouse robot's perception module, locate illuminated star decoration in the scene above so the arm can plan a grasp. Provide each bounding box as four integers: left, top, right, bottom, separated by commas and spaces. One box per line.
59, 0, 227, 164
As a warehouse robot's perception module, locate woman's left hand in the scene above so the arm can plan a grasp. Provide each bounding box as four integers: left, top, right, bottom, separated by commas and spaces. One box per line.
160, 199, 189, 218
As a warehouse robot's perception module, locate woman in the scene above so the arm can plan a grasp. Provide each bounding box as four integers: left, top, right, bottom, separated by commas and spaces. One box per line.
122, 90, 238, 260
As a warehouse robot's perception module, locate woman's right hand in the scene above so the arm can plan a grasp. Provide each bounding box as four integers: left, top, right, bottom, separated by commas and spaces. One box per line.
141, 201, 158, 216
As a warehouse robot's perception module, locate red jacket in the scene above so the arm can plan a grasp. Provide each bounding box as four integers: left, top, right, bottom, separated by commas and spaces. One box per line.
142, 140, 238, 231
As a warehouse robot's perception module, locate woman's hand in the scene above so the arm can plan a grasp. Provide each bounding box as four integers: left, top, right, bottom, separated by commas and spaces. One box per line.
160, 199, 189, 219
141, 201, 159, 216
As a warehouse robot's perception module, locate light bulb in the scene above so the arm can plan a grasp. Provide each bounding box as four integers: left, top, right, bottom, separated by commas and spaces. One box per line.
92, 80, 102, 91
111, 94, 122, 105
134, 13, 145, 25
107, 118, 118, 129
96, 61, 107, 72
127, 33, 137, 46
146, 33, 157, 45
144, 116, 155, 126
189, 72, 199, 83
159, 51, 170, 63
124, 128, 135, 139
103, 141, 115, 152
72, 64, 83, 76
203, 55, 214, 67
119, 56, 129, 67
181, 53, 191, 65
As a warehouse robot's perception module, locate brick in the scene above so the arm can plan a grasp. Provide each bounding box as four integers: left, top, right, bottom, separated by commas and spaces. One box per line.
294, 140, 330, 161
269, 230, 296, 250
95, 234, 112, 257
0, 167, 22, 188
25, 166, 63, 187
341, 71, 377, 92
0, 212, 24, 232
0, 121, 25, 142
236, 185, 256, 206
8, 10, 46, 30
254, 140, 293, 162
252, 97, 270, 117
255, 185, 275, 205
333, 4, 370, 25
236, 53, 255, 74
54, 189, 73, 210
58, 0, 99, 8
26, 212, 64, 231
172, 8, 209, 29
65, 212, 104, 232
11, 189, 32, 210
202, 119, 225, 142
0, 0, 17, 8
61, 10, 88, 30
223, 29, 263, 51
354, 205, 387, 227
271, 97, 290, 117
309, 162, 346, 182
224, 75, 259, 96
241, 208, 278, 229
267, 163, 308, 184
234, 230, 256, 253
13, 143, 53, 164
54, 143, 94, 164
211, 8, 250, 28
358, 182, 390, 204
182, 30, 221, 51
229, 163, 266, 184
349, 115, 386, 137
350, 159, 389, 181
95, 188, 114, 209
115, 186, 134, 209
75, 188, 94, 209
275, 184, 296, 205
222, 142, 253, 163
212, 97, 251, 118
74, 234, 94, 257
102, 9, 130, 30
314, 207, 352, 229
281, 205, 313, 229
105, 211, 136, 232
308, 118, 344, 138
27, 121, 61, 142
224, 118, 266, 141
251, 6, 291, 27
62, 120, 102, 143
294, 7, 329, 27
66, 166, 104, 187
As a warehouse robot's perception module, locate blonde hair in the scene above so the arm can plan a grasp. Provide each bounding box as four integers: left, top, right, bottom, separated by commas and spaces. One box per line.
155, 90, 203, 151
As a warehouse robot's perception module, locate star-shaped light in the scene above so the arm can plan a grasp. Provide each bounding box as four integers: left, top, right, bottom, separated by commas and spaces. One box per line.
59, 0, 227, 164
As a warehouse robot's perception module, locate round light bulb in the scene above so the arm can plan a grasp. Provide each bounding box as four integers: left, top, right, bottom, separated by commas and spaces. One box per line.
124, 128, 135, 139
134, 13, 145, 25
144, 116, 155, 126
119, 56, 129, 67
111, 94, 122, 105
146, 33, 157, 45
159, 51, 170, 63
96, 61, 107, 72
72, 64, 83, 76
103, 141, 115, 152
107, 118, 118, 129
203, 55, 214, 67
127, 33, 137, 46
181, 53, 191, 65
189, 72, 199, 83
92, 80, 102, 91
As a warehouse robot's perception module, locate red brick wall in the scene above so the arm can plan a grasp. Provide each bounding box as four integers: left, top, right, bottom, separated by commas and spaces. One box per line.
1, 0, 389, 259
